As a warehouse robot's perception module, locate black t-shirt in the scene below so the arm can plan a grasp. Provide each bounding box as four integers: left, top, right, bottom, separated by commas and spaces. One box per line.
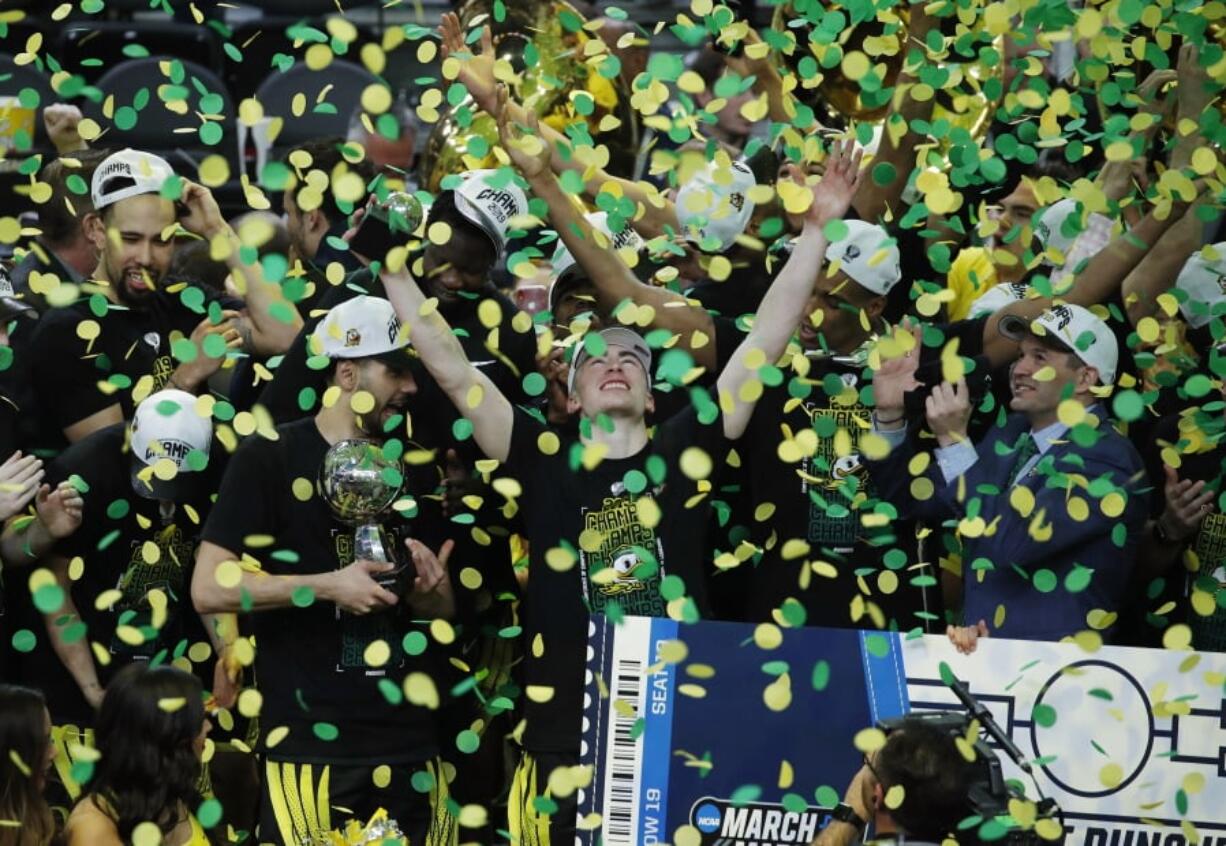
7, 424, 224, 721
1136, 410, 1226, 651
501, 406, 725, 754
743, 354, 938, 630
29, 285, 235, 446
201, 417, 443, 763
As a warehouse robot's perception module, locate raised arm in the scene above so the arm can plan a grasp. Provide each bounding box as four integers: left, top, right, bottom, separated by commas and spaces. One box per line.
849, 4, 938, 223
1121, 202, 1205, 325
440, 14, 680, 239
717, 138, 863, 440
177, 180, 304, 356
376, 255, 514, 463
494, 86, 720, 368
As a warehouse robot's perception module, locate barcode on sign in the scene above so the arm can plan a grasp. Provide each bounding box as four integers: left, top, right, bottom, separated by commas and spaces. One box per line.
603, 656, 645, 844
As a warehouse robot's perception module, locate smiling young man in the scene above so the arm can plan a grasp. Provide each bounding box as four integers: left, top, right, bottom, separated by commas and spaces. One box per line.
28, 148, 302, 447
869, 304, 1148, 649
193, 295, 458, 846
375, 92, 862, 842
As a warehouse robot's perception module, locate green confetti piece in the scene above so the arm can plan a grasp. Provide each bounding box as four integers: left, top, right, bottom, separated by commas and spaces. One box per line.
411, 770, 436, 793
106, 499, 130, 520
1065, 565, 1093, 593
199, 122, 223, 146
452, 418, 474, 441
114, 106, 138, 131
291, 586, 315, 608
1033, 569, 1057, 593
938, 661, 957, 686
522, 372, 546, 397
223, 42, 243, 63
33, 585, 64, 614
623, 470, 647, 494
815, 785, 840, 808
171, 338, 198, 364
378, 678, 403, 705
196, 798, 222, 829
11, 629, 36, 653
730, 784, 762, 806
456, 729, 480, 754
864, 633, 890, 658
1088, 688, 1113, 701
811, 660, 830, 691
202, 333, 227, 359
312, 722, 339, 741
403, 631, 428, 656
1032, 703, 1057, 728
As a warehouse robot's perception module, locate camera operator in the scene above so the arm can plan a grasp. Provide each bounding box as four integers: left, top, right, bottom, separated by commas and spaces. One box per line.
814, 716, 976, 846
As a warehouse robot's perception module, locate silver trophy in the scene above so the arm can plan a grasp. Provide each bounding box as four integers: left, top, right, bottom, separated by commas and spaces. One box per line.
320, 439, 409, 597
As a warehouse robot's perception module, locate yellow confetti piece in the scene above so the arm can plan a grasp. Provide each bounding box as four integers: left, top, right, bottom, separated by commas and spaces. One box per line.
304, 43, 333, 71
1099, 762, 1123, 789
778, 760, 794, 790
659, 640, 688, 664
1163, 623, 1192, 650
526, 685, 555, 703
764, 673, 792, 711
364, 640, 391, 667
404, 672, 439, 709
776, 180, 812, 215
853, 727, 887, 753
678, 683, 707, 698
237, 689, 263, 719
884, 784, 906, 810
753, 623, 782, 650
215, 560, 242, 589
675, 825, 703, 846
372, 764, 392, 788
132, 821, 163, 846
361, 84, 392, 115
430, 618, 456, 645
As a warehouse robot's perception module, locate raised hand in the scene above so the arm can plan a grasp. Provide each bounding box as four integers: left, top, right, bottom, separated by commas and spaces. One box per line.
405, 538, 456, 620
176, 311, 243, 389
1159, 465, 1215, 542
43, 103, 86, 154
925, 378, 972, 447
871, 321, 922, 422
1177, 43, 1216, 123
440, 12, 499, 115
0, 452, 44, 521
807, 137, 864, 227
35, 481, 83, 541
495, 84, 550, 180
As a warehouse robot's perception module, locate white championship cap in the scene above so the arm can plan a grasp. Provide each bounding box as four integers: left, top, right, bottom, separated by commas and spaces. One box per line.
969, 280, 1030, 318
1175, 244, 1226, 329
452, 169, 530, 256
999, 303, 1120, 385
824, 220, 902, 297
129, 389, 213, 500
551, 212, 646, 283
313, 295, 411, 361
91, 148, 175, 211
675, 158, 756, 253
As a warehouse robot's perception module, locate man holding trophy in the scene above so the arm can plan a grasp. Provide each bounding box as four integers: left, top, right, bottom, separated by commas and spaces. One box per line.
192, 295, 458, 846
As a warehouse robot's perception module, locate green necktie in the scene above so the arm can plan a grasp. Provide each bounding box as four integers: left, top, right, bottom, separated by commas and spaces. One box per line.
1006, 432, 1039, 487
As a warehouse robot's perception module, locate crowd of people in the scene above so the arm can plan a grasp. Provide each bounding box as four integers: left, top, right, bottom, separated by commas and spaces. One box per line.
0, 1, 1223, 844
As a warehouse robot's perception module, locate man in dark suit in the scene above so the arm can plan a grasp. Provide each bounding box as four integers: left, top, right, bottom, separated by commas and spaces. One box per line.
867, 304, 1148, 649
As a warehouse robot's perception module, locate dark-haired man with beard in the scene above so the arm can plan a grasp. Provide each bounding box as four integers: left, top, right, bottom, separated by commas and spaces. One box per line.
193, 295, 458, 846
29, 148, 302, 447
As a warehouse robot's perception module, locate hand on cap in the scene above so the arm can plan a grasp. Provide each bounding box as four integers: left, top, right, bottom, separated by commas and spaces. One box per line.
495, 85, 550, 181
43, 103, 86, 155
440, 13, 498, 115
806, 137, 863, 228
0, 452, 44, 521
177, 180, 227, 240
36, 480, 83, 541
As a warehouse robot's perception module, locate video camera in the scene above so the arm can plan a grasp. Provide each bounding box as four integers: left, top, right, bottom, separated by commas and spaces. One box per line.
877, 677, 1064, 846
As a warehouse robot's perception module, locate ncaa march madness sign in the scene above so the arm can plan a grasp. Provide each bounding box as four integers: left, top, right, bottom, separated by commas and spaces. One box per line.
578, 616, 1226, 846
